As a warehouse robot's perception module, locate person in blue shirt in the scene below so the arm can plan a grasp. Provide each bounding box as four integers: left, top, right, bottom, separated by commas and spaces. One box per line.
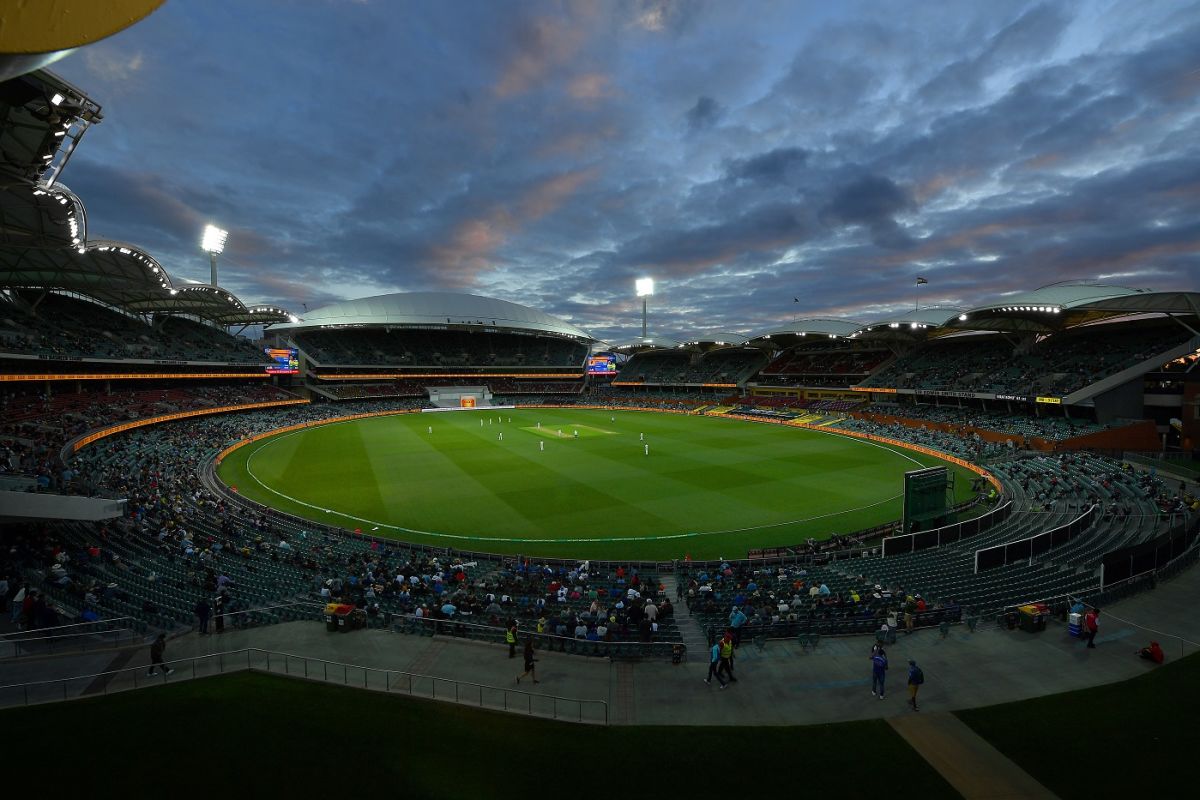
907, 659, 924, 710
871, 649, 888, 699
729, 606, 748, 648
704, 641, 727, 688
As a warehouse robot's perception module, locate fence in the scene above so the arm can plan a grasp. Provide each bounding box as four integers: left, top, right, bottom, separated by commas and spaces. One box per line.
883, 500, 1013, 557
0, 647, 609, 724
974, 505, 1097, 572
1, 617, 145, 660
1101, 514, 1200, 589
393, 614, 682, 661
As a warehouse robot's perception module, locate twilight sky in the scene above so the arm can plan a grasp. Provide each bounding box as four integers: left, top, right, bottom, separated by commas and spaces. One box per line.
53, 0, 1200, 343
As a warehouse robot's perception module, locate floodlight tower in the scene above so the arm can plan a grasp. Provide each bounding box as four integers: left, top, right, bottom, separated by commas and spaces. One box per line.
201, 224, 228, 286
636, 277, 654, 339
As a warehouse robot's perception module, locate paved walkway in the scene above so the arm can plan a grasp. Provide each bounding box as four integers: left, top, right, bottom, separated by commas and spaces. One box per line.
4, 560, 1198, 794
889, 713, 1057, 799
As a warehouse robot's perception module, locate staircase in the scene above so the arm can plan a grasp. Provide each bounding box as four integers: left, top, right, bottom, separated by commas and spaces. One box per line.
660, 574, 711, 655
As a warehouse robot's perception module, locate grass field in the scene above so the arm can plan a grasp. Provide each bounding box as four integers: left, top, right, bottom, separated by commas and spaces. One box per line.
217, 408, 978, 560
957, 651, 1198, 799
0, 671, 958, 798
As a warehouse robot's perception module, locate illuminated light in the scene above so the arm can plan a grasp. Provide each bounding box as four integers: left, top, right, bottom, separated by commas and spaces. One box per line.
635, 277, 655, 297
50, 93, 64, 106
910, 322, 918, 329
118, 247, 130, 254
54, 130, 65, 137
959, 314, 968, 321
169, 289, 178, 295
1053, 307, 1061, 313
201, 224, 229, 254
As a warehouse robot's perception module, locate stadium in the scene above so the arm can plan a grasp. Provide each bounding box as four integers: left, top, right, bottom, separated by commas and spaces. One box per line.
1, 4, 1199, 798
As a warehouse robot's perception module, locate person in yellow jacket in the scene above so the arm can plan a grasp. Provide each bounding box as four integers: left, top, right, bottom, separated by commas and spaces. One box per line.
717, 630, 737, 683
506, 621, 518, 658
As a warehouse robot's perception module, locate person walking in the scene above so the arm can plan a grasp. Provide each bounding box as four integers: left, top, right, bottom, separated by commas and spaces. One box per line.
728, 605, 748, 648
717, 630, 737, 684
506, 620, 518, 658
1083, 607, 1100, 649
516, 639, 539, 685
195, 597, 211, 635
907, 659, 924, 710
704, 639, 727, 688
871, 648, 888, 699
147, 633, 173, 676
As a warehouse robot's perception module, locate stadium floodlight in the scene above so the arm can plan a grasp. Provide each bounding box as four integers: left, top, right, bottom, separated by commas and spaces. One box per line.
50, 93, 64, 106
959, 314, 968, 321
201, 224, 229, 286
635, 277, 654, 337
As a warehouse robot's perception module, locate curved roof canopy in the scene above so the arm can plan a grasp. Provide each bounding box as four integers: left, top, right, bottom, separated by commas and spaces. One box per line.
746, 319, 863, 348
271, 291, 596, 342
679, 332, 751, 352
850, 306, 965, 340
948, 282, 1200, 333
610, 336, 683, 354
0, 69, 100, 185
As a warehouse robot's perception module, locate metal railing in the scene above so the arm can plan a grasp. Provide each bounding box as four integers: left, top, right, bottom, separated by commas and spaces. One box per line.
0, 626, 142, 660
0, 647, 609, 724
391, 614, 683, 661
1, 615, 143, 639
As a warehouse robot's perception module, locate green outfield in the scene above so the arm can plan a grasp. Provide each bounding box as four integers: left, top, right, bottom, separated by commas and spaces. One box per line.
216, 408, 979, 559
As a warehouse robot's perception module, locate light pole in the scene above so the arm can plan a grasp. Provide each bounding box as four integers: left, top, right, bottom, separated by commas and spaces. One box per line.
636, 277, 654, 339
201, 224, 228, 286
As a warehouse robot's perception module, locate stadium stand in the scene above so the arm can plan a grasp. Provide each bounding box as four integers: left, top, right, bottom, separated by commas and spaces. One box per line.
294, 328, 587, 368
861, 320, 1192, 397
614, 346, 767, 387
0, 291, 274, 364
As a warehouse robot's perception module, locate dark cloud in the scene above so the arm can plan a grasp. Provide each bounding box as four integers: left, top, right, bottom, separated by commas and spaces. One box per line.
724, 147, 808, 184
40, 0, 1200, 341
684, 95, 722, 131
819, 175, 914, 248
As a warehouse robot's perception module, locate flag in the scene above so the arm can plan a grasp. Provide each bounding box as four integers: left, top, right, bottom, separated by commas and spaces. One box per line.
915, 277, 928, 285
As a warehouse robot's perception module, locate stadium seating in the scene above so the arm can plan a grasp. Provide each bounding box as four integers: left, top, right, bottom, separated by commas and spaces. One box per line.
857, 403, 1127, 441
294, 328, 587, 368
861, 322, 1191, 396
0, 292, 269, 364
757, 344, 890, 387
616, 348, 768, 387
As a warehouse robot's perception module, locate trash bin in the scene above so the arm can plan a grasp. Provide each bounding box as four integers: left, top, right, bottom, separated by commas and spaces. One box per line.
1067, 612, 1082, 638
325, 602, 353, 632
1018, 603, 1048, 633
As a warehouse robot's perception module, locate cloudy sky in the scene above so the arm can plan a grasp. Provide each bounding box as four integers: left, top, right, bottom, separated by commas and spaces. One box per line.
54, 0, 1200, 343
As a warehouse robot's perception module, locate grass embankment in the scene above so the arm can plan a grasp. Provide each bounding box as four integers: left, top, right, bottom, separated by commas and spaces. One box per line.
2, 671, 958, 798
958, 651, 1198, 799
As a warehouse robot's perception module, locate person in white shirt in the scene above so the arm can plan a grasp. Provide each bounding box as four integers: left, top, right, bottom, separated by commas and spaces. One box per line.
644, 600, 657, 622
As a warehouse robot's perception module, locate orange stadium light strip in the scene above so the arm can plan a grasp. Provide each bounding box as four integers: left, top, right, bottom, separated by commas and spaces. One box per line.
0, 372, 273, 382
851, 386, 896, 393
71, 399, 310, 453
313, 373, 585, 380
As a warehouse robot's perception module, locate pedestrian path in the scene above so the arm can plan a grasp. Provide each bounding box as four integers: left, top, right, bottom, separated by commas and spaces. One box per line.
889, 713, 1058, 799
3, 561, 1198, 728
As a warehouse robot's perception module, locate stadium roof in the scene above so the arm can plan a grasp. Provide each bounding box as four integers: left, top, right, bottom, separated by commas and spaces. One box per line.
679, 332, 750, 351
0, 69, 100, 186
270, 292, 596, 341
948, 282, 1200, 333
850, 306, 966, 341
610, 336, 683, 354
746, 319, 863, 348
